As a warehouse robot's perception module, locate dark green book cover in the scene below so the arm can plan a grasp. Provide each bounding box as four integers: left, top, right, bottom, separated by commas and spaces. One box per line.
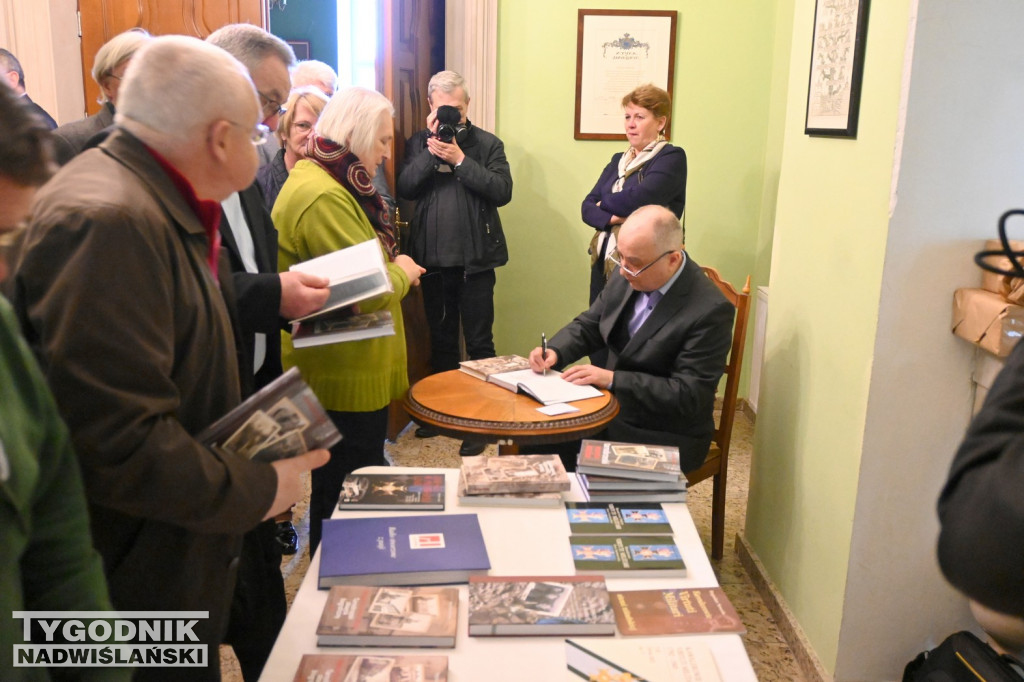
565, 502, 672, 535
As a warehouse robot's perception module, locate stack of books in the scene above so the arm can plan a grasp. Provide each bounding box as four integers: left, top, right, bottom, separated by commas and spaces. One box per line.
576, 439, 688, 503
457, 454, 571, 508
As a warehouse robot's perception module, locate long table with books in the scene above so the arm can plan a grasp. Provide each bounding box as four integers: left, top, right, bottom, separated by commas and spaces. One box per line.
258, 466, 757, 681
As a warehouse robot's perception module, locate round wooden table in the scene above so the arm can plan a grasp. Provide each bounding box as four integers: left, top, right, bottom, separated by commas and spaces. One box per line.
403, 369, 619, 454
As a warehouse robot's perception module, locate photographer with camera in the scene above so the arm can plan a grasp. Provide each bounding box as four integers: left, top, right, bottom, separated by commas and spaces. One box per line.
397, 70, 513, 456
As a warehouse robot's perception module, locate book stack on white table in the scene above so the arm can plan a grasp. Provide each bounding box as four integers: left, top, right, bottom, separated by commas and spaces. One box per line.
259, 466, 758, 681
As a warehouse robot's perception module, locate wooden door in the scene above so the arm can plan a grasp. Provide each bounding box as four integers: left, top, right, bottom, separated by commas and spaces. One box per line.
378, 0, 444, 441
77, 0, 265, 115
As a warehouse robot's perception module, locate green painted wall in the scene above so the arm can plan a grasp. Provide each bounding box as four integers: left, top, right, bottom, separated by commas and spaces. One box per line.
492, 1, 779, 363
268, 0, 339, 69
744, 0, 912, 672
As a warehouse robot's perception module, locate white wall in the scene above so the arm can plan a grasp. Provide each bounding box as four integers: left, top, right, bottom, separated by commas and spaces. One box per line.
835, 1, 1024, 677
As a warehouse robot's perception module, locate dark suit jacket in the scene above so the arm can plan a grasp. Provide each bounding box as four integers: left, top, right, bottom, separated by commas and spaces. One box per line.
22, 94, 56, 129
51, 101, 115, 165
219, 183, 284, 394
549, 256, 734, 471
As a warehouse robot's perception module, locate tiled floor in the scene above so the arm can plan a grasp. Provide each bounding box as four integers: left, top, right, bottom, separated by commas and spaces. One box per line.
223, 411, 806, 680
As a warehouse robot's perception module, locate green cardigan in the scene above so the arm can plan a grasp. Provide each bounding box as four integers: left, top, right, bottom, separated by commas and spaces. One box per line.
274, 160, 411, 412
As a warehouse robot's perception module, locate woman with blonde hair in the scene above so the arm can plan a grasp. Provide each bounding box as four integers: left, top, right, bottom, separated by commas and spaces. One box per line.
257, 85, 330, 210
274, 86, 425, 552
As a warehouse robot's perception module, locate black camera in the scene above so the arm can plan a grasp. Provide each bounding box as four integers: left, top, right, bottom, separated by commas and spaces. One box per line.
433, 105, 467, 144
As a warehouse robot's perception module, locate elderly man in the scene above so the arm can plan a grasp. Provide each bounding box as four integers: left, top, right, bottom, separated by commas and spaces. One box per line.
0, 48, 56, 128
529, 205, 734, 473
51, 28, 151, 165
12, 36, 328, 680
397, 69, 513, 456
292, 58, 337, 95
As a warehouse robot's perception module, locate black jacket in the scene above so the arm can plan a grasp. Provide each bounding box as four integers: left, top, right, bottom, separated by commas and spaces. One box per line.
396, 124, 512, 273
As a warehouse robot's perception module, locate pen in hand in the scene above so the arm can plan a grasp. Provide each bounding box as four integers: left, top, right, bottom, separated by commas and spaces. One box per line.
541, 333, 548, 375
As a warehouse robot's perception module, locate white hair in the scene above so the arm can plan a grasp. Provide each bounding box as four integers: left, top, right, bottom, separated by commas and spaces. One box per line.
427, 70, 468, 103
116, 35, 257, 147
316, 86, 393, 162
291, 59, 337, 95
206, 23, 295, 74
91, 28, 151, 102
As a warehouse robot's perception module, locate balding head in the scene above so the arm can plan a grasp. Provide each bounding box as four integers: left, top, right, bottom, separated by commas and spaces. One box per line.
207, 24, 294, 127
615, 205, 685, 291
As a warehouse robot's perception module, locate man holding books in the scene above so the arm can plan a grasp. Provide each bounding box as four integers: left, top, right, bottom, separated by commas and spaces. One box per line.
529, 204, 734, 472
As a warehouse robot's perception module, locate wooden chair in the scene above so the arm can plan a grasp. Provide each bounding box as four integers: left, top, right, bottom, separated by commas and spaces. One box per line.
686, 267, 752, 560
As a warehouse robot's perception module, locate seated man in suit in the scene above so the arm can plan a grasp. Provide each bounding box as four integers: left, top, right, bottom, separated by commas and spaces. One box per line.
529, 204, 735, 472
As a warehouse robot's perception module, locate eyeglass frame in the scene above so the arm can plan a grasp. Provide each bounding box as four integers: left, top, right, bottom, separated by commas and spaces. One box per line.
258, 90, 287, 118
227, 121, 271, 146
608, 248, 679, 278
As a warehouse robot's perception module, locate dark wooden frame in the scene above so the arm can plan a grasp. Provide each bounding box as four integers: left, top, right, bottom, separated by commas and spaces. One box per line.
287, 39, 311, 61
804, 0, 870, 138
574, 9, 677, 141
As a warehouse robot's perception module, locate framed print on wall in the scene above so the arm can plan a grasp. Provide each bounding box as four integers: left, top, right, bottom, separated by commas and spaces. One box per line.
287, 40, 311, 61
804, 0, 870, 138
574, 9, 677, 141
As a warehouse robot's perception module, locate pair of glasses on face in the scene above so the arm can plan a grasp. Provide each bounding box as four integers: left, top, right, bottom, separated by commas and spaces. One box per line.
608, 248, 677, 277
258, 90, 287, 118
227, 121, 272, 146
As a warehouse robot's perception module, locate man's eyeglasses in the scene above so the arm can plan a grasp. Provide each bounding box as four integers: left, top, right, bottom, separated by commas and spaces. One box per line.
228, 121, 271, 146
258, 90, 286, 118
608, 248, 677, 278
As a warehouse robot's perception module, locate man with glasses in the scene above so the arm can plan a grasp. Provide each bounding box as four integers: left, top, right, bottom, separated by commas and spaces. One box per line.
529, 204, 734, 473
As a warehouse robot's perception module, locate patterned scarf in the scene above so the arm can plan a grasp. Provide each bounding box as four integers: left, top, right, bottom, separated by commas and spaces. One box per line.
612, 137, 668, 193
305, 134, 398, 259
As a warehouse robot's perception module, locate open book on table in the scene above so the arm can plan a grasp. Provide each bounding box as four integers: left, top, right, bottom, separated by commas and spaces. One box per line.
288, 239, 392, 323
459, 356, 603, 406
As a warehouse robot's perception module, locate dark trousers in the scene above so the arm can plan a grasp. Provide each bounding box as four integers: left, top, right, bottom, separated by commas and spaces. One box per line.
588, 259, 610, 369
309, 407, 389, 553
421, 267, 496, 371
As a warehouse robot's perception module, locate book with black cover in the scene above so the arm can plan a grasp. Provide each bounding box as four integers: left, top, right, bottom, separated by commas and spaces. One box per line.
196, 367, 341, 463
576, 439, 682, 482
468, 575, 615, 636
338, 473, 445, 511
288, 239, 393, 323
570, 534, 686, 578
291, 653, 448, 682
316, 585, 459, 647
292, 309, 394, 348
319, 514, 490, 588
565, 502, 673, 535
609, 587, 745, 636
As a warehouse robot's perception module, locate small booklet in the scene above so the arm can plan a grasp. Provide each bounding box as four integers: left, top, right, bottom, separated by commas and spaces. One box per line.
288, 239, 393, 323
566, 638, 721, 682
316, 585, 459, 647
292, 309, 394, 348
609, 587, 746, 637
570, 534, 686, 578
565, 502, 673, 535
459, 355, 603, 405
196, 367, 341, 463
468, 575, 615, 636
338, 473, 446, 511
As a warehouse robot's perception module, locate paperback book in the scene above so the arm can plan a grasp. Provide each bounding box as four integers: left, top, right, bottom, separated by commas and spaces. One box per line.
288, 238, 393, 323
338, 473, 446, 511
457, 473, 564, 508
582, 487, 688, 504
468, 575, 615, 636
565, 638, 721, 682
609, 587, 746, 637
291, 653, 448, 682
460, 454, 571, 494
576, 439, 682, 482
319, 514, 490, 588
565, 502, 673, 535
291, 309, 394, 348
316, 585, 459, 647
569, 534, 686, 578
196, 367, 341, 463
582, 472, 687, 491
459, 355, 603, 405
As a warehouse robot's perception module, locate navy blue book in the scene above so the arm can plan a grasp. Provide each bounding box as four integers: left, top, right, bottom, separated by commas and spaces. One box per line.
319, 514, 491, 588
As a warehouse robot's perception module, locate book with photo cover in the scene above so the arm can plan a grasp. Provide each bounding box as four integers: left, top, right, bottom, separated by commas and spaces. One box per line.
288, 238, 393, 323
460, 454, 571, 494
576, 439, 682, 482
316, 585, 459, 647
569, 534, 686, 578
468, 575, 615, 636
338, 473, 446, 511
565, 638, 721, 682
459, 355, 603, 406
565, 502, 673, 535
196, 367, 341, 463
319, 514, 490, 588
291, 653, 448, 682
291, 309, 394, 348
609, 587, 746, 637
456, 472, 565, 508
459, 354, 532, 380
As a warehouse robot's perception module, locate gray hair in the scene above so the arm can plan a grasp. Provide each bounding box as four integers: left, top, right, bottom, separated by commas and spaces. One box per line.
0, 48, 24, 89
292, 59, 337, 95
629, 204, 684, 250
316, 86, 393, 162
427, 70, 468, 104
91, 28, 152, 103
206, 23, 295, 74
116, 35, 257, 147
